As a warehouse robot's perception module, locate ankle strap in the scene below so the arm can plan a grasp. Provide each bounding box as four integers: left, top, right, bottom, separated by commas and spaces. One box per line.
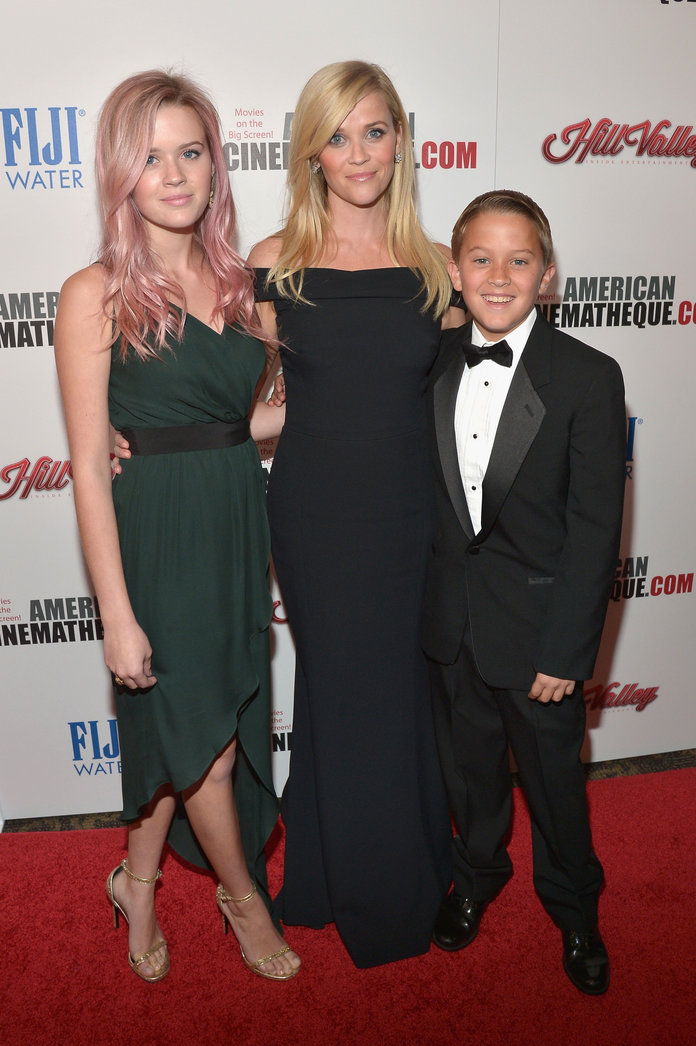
121, 858, 163, 885
216, 881, 257, 904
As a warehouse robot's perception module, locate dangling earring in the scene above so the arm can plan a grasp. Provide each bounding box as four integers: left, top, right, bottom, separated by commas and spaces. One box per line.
394, 153, 402, 165
208, 170, 216, 208
311, 161, 321, 174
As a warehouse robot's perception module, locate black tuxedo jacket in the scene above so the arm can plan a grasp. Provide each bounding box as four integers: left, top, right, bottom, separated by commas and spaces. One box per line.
422, 312, 626, 690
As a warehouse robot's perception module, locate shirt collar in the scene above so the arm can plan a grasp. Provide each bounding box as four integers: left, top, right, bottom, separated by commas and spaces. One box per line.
471, 306, 538, 358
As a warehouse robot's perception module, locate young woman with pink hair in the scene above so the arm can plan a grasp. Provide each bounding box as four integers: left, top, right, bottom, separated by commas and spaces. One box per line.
55, 70, 299, 983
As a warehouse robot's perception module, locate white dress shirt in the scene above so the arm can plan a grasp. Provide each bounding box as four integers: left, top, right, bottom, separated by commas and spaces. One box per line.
454, 308, 537, 533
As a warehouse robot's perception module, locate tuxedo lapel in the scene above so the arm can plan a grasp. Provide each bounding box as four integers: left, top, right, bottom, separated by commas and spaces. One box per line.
479, 315, 551, 538
433, 350, 475, 542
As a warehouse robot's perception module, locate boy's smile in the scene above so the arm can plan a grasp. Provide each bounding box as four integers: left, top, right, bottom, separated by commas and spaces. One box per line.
448, 212, 555, 343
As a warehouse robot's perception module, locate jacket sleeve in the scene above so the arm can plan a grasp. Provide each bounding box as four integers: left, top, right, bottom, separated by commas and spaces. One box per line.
534, 355, 626, 681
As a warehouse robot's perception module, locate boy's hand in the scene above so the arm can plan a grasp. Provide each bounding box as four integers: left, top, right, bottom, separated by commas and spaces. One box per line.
528, 673, 575, 704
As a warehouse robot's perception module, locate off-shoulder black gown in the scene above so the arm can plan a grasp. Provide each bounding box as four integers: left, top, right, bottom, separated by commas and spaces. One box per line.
256, 268, 451, 968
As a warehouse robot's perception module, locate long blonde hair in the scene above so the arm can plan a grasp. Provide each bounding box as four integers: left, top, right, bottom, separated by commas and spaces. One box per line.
269, 60, 451, 316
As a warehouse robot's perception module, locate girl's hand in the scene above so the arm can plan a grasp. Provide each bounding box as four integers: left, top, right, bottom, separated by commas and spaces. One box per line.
105, 620, 157, 690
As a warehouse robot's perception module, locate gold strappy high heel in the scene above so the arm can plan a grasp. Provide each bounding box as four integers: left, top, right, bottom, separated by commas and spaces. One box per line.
105, 859, 170, 983
216, 882, 299, 981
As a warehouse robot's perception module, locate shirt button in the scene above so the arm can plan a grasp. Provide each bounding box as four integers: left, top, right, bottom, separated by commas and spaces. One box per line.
471, 485, 477, 491
484, 381, 490, 387
473, 434, 478, 439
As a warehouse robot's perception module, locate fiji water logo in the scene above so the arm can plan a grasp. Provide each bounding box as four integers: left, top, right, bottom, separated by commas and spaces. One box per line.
69, 719, 121, 776
1, 106, 84, 190
625, 415, 642, 479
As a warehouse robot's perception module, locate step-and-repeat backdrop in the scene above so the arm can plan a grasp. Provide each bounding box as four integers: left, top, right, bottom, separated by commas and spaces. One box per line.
1, 0, 694, 823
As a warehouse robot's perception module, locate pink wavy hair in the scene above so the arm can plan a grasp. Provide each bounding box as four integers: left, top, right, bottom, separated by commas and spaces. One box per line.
96, 69, 264, 359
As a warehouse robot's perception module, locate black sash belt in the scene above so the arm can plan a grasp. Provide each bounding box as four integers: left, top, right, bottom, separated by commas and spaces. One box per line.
120, 417, 250, 455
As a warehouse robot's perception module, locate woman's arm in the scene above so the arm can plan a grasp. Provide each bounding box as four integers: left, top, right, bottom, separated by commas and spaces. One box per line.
250, 399, 285, 441
54, 266, 156, 689
247, 238, 286, 440
248, 236, 282, 342
441, 303, 467, 329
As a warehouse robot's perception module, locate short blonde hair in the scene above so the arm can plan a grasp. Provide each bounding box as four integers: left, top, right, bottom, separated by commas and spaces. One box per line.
451, 190, 554, 267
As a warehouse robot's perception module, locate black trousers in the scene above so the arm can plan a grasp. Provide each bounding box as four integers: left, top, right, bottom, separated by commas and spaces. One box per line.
428, 633, 603, 932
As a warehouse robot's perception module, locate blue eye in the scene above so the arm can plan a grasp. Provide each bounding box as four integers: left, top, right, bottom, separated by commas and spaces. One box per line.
512, 258, 528, 266
328, 133, 345, 146
367, 128, 385, 140
145, 155, 157, 166
182, 148, 201, 159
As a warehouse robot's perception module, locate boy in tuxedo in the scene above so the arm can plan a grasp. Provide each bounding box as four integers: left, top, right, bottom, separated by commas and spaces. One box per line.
423, 190, 625, 994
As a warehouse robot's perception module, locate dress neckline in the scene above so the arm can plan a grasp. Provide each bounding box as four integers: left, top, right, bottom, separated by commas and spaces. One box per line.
185, 311, 226, 338
254, 266, 409, 275
303, 266, 407, 274
169, 302, 226, 338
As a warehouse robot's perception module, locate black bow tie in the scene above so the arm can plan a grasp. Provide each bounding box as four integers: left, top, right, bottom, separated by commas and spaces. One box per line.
463, 339, 513, 368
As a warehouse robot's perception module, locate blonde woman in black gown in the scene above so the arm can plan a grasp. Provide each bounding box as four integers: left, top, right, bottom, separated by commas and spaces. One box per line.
250, 61, 464, 968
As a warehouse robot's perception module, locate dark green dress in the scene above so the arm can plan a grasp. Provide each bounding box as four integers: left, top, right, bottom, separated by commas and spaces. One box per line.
109, 315, 276, 886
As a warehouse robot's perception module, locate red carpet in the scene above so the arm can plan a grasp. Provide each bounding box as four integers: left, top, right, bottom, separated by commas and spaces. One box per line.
1, 769, 694, 1046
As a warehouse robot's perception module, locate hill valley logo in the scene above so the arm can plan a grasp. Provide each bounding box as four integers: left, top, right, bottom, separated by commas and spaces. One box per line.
542, 118, 696, 168
584, 680, 660, 713
0, 455, 72, 499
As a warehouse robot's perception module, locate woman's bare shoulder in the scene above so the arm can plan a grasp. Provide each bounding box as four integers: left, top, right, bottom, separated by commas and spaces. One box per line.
247, 235, 283, 268
56, 263, 112, 353
60, 262, 108, 308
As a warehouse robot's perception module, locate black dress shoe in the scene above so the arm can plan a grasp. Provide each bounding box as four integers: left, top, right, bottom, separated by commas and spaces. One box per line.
562, 929, 610, 995
432, 891, 486, 951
